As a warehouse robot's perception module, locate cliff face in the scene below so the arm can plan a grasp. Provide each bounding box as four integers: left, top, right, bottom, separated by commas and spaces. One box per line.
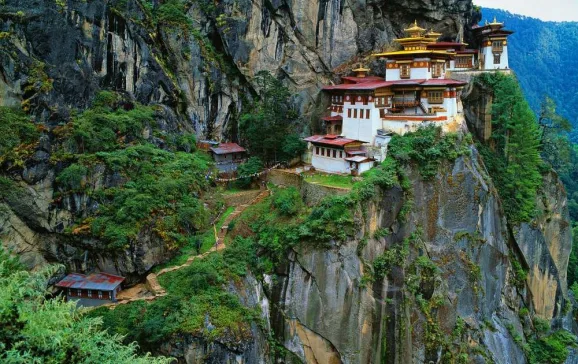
0, 0, 479, 138
264, 149, 571, 364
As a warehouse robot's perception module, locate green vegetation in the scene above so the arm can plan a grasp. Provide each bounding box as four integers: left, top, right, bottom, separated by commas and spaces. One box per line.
271, 187, 303, 216
476, 73, 543, 223
304, 173, 355, 189
481, 9, 578, 132
388, 125, 471, 180
0, 107, 40, 167
50, 92, 212, 251
528, 330, 578, 364
0, 249, 170, 363
240, 71, 305, 163
237, 157, 264, 189
91, 244, 260, 352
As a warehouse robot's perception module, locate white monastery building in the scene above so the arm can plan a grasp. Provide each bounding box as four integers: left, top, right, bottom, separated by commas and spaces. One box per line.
304, 19, 513, 175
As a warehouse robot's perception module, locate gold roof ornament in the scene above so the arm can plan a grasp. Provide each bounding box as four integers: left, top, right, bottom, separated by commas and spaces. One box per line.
352, 63, 370, 72
425, 29, 442, 40
352, 63, 370, 77
404, 20, 426, 33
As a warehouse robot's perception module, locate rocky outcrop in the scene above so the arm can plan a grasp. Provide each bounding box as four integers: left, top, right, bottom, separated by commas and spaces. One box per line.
268, 148, 571, 363
0, 0, 480, 139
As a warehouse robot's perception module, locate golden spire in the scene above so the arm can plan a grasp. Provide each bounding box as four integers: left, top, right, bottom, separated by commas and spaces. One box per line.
352, 63, 370, 78
404, 20, 426, 33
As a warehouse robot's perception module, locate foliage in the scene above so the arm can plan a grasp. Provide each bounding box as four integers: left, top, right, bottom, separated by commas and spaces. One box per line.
236, 157, 264, 189
239, 71, 300, 163
51, 92, 211, 251
0, 107, 40, 166
481, 9, 578, 134
305, 173, 355, 189
91, 249, 258, 351
64, 95, 155, 154
154, 0, 192, 32
388, 125, 470, 180
271, 187, 302, 216
81, 145, 210, 249
0, 249, 170, 363
476, 73, 543, 223
528, 330, 577, 364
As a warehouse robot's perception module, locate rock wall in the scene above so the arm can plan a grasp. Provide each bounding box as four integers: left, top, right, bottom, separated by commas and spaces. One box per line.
0, 0, 480, 139
268, 148, 572, 363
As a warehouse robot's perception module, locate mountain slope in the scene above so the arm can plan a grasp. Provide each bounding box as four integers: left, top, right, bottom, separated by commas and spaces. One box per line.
481, 8, 578, 129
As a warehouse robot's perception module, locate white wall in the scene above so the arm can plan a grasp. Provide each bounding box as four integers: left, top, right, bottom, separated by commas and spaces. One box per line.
386, 68, 400, 81
482, 45, 509, 70
358, 161, 374, 174
311, 154, 350, 174
410, 66, 431, 80
342, 102, 379, 143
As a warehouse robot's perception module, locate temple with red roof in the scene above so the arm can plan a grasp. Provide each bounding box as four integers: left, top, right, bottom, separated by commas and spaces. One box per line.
303, 19, 513, 174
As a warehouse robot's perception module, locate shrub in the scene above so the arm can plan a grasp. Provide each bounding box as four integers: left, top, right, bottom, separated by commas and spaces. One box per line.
56, 164, 88, 190
236, 157, 263, 189
272, 187, 302, 216
388, 125, 470, 180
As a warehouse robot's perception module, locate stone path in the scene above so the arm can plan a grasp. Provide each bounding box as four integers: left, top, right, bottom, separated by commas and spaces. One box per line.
102, 188, 270, 309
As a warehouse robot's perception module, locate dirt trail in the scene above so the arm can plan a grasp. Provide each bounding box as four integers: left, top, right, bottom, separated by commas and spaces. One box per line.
102, 188, 270, 308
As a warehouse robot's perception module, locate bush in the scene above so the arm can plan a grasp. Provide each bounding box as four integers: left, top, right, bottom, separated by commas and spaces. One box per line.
0, 107, 39, 165
56, 164, 88, 190
236, 157, 263, 189
388, 125, 470, 180
529, 330, 577, 364
272, 187, 302, 216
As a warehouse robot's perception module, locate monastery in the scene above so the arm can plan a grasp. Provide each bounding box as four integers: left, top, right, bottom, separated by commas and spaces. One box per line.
304, 19, 513, 175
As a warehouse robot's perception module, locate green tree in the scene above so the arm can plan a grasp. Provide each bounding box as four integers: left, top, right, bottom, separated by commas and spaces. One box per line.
236, 157, 263, 189
0, 249, 171, 363
240, 71, 300, 163
477, 73, 543, 222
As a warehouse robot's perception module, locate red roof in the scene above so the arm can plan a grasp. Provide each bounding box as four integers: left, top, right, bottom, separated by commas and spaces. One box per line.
341, 76, 384, 84
323, 81, 393, 91
56, 272, 125, 291
322, 115, 343, 122
304, 135, 364, 146
421, 79, 467, 86
210, 143, 246, 155
323, 78, 466, 91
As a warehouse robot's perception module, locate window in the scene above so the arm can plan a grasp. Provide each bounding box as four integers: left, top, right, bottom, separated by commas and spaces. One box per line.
428, 91, 444, 104
400, 64, 410, 78
88, 290, 92, 298
77, 289, 81, 296
492, 40, 503, 52
98, 291, 103, 299
347, 109, 351, 118
68, 289, 71, 296
321, 148, 325, 156
332, 150, 336, 158
456, 56, 471, 68
316, 147, 319, 155
432, 63, 443, 78
353, 109, 357, 118
339, 151, 343, 158
366, 109, 370, 119
494, 54, 501, 65
362, 96, 368, 105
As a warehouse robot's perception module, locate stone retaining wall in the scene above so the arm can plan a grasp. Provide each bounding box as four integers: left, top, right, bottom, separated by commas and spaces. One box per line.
268, 170, 351, 206
223, 190, 261, 207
